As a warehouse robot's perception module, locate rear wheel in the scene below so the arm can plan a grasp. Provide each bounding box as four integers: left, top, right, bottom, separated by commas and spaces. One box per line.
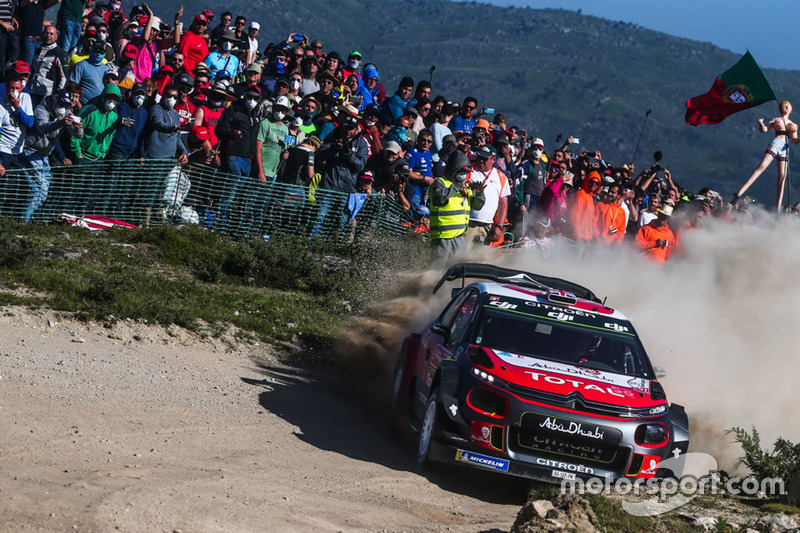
417, 389, 440, 468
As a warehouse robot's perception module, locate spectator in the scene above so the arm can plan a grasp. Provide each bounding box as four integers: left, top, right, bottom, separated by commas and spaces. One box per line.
595, 182, 626, 246
450, 96, 478, 134
56, 0, 84, 53
279, 134, 320, 187
217, 84, 260, 179
107, 82, 147, 160
231, 16, 248, 57
142, 83, 187, 161
131, 5, 181, 83
638, 192, 661, 228
386, 76, 413, 122
538, 167, 572, 235
404, 128, 434, 212
299, 56, 319, 97
232, 62, 261, 98
635, 203, 676, 262
342, 50, 362, 80
205, 30, 240, 79
312, 113, 369, 235
362, 63, 384, 105
172, 72, 194, 132
430, 102, 453, 163
410, 97, 430, 134
69, 82, 120, 162
565, 170, 601, 254
466, 144, 510, 246
516, 137, 547, 218
428, 150, 485, 264
23, 87, 83, 221
69, 41, 108, 103
308, 71, 337, 111
246, 22, 259, 65
210, 11, 231, 48
193, 81, 232, 148
0, 74, 34, 168
177, 14, 209, 74
19, 0, 57, 66
255, 94, 289, 182
409, 80, 431, 109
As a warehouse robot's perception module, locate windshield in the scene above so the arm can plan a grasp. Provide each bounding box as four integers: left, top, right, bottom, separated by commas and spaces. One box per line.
474, 306, 654, 379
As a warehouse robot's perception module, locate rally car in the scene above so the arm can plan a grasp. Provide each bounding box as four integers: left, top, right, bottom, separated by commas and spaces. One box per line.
390, 263, 689, 483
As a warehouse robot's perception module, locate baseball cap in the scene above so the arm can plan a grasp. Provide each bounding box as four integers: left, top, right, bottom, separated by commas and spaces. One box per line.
53, 88, 72, 105
245, 63, 263, 74
131, 82, 147, 96
12, 60, 30, 74
176, 72, 194, 87
494, 133, 510, 145
531, 137, 544, 147
474, 118, 491, 131
244, 84, 261, 96
201, 9, 213, 18
122, 43, 138, 60
190, 125, 211, 141
273, 95, 291, 111
403, 106, 419, 117
193, 14, 208, 24
384, 141, 402, 154
339, 113, 358, 129
359, 169, 374, 181
349, 50, 362, 58
249, 21, 260, 30
364, 103, 381, 117
475, 145, 497, 159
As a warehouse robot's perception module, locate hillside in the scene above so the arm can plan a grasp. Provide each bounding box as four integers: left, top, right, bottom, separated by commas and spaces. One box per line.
168, 0, 800, 203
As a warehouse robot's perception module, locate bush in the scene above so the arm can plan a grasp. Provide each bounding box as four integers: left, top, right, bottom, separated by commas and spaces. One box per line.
729, 426, 800, 486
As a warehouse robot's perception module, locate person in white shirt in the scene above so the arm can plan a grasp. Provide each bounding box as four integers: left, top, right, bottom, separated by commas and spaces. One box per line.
246, 22, 259, 65
466, 144, 511, 246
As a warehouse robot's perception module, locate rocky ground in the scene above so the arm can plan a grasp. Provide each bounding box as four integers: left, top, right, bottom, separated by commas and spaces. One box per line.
0, 307, 528, 532
2, 307, 796, 533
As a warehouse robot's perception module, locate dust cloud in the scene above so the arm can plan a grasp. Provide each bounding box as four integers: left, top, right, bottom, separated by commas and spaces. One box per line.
341, 210, 800, 470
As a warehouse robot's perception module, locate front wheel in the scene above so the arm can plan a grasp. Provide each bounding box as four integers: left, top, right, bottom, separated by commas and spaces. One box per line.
417, 389, 440, 468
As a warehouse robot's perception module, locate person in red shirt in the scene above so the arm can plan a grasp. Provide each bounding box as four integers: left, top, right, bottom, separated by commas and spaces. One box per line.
565, 170, 601, 250
178, 14, 210, 74
595, 182, 626, 245
636, 204, 676, 262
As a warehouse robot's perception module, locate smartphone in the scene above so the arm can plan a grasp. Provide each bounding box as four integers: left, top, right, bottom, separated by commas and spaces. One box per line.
483, 107, 495, 114
293, 33, 305, 42
570, 138, 580, 144
70, 114, 82, 124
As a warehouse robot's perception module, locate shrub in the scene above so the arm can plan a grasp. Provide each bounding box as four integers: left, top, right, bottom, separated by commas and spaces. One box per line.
729, 426, 800, 487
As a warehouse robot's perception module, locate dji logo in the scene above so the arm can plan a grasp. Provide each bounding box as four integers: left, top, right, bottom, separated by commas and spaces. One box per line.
604, 323, 629, 332
548, 311, 574, 321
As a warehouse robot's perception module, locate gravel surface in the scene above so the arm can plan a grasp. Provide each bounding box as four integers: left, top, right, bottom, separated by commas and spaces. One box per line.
0, 307, 527, 532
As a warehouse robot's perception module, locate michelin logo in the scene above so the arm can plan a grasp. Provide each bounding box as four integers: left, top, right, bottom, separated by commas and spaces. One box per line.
455, 449, 510, 472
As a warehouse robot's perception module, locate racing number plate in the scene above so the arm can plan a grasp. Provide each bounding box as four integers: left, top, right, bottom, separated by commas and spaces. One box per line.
551, 470, 576, 481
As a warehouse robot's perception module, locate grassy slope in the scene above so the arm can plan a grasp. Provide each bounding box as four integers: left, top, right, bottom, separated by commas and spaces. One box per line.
177, 0, 800, 202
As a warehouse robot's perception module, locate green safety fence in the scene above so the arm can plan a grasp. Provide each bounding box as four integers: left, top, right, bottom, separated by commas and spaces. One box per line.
0, 159, 412, 241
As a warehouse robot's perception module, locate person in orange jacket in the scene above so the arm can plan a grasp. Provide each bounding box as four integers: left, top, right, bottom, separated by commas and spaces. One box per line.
595, 182, 626, 245
565, 170, 601, 252
635, 203, 677, 262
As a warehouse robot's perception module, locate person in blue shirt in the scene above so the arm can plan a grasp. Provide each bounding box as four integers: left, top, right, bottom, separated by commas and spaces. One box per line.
449, 96, 478, 134
385, 76, 413, 123
204, 30, 240, 79
404, 128, 434, 213
68, 42, 109, 104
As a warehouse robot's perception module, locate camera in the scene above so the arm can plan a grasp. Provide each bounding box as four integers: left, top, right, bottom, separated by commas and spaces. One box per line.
348, 95, 362, 107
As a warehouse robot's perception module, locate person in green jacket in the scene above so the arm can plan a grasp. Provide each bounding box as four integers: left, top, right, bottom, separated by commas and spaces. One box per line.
69, 83, 121, 163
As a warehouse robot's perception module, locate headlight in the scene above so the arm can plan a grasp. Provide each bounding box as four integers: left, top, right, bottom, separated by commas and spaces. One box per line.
472, 367, 495, 383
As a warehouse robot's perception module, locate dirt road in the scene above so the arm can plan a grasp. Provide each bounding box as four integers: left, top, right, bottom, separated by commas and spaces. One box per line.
0, 309, 528, 532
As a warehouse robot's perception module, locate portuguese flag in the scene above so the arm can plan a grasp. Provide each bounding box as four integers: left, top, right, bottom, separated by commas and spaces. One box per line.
685, 51, 776, 126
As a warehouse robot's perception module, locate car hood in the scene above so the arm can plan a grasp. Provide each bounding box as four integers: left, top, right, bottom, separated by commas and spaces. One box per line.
489, 349, 661, 408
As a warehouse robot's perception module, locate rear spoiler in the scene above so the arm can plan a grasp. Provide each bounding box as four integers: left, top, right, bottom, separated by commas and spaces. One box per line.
432, 263, 601, 303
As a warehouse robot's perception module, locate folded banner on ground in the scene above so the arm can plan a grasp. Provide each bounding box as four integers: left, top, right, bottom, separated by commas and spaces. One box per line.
685, 51, 776, 126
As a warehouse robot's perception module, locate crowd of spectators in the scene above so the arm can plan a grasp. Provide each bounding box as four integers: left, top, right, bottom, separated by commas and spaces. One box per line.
0, 1, 755, 257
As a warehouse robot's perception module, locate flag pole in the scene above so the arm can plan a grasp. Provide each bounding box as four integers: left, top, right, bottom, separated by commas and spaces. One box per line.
631, 109, 652, 166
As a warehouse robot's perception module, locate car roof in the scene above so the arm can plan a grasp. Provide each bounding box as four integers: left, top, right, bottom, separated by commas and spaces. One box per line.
473, 281, 630, 321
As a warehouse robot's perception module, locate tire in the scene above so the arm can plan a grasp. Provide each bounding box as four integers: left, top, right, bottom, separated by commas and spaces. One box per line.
417, 389, 440, 468
389, 348, 406, 417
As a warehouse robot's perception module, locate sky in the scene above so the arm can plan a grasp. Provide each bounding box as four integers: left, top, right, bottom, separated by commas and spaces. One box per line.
472, 0, 800, 71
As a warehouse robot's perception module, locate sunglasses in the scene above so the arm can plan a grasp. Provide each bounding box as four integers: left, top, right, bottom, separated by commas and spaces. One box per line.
235, 21, 245, 26
464, 105, 476, 110
419, 138, 433, 144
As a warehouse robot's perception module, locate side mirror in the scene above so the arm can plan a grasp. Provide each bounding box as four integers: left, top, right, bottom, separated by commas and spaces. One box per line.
430, 323, 450, 344
654, 366, 667, 379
